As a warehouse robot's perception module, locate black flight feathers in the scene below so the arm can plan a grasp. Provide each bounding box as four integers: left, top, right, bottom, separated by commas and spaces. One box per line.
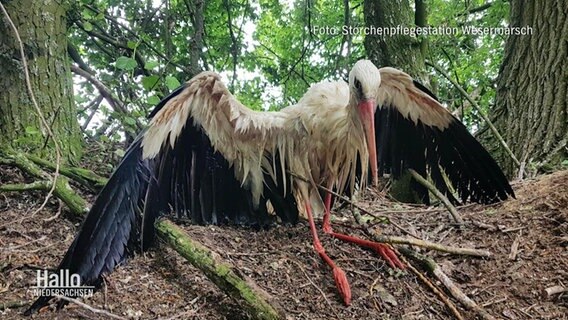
25, 86, 297, 315
374, 80, 515, 205
26, 80, 513, 314
25, 136, 151, 315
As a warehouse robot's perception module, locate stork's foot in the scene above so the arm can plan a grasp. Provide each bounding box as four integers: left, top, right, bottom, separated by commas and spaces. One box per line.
326, 231, 406, 269
332, 266, 351, 305
371, 242, 405, 269
305, 200, 352, 305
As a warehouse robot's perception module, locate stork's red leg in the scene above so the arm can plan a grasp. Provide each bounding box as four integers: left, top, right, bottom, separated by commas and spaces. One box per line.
322, 194, 405, 269
322, 192, 333, 233
305, 201, 351, 305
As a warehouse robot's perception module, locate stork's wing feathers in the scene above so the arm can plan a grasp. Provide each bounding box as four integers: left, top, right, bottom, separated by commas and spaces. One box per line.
142, 72, 297, 227
26, 72, 298, 314
25, 136, 151, 314
375, 67, 514, 204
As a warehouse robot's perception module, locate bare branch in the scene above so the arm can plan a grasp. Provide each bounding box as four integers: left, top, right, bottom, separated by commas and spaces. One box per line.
400, 248, 496, 320
83, 4, 190, 73
71, 65, 141, 137
407, 169, 464, 225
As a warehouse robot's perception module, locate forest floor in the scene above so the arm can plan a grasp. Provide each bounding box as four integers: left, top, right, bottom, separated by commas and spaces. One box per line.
0, 166, 566, 319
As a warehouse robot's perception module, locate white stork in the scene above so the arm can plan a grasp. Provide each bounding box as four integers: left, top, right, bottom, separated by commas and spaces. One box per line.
26, 60, 514, 313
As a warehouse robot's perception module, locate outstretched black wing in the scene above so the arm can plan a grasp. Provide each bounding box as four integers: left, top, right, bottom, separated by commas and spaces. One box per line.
25, 72, 297, 315
374, 67, 514, 205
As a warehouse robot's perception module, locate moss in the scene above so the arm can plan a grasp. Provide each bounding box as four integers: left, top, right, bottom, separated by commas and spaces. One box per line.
0, 148, 88, 216
155, 219, 283, 320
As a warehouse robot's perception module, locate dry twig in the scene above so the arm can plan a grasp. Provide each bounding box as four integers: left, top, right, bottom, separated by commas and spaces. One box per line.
408, 169, 463, 225
288, 259, 338, 317
544, 285, 567, 297
368, 233, 492, 258
54, 295, 126, 320
398, 253, 465, 320
349, 198, 489, 257
508, 232, 521, 260
400, 248, 495, 320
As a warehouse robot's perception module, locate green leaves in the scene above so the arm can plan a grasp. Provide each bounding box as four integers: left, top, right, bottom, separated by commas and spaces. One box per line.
123, 117, 137, 126
115, 56, 137, 70
127, 41, 139, 50
144, 60, 159, 70
25, 126, 40, 135
165, 76, 181, 90
83, 21, 93, 31
147, 95, 161, 105
142, 75, 160, 90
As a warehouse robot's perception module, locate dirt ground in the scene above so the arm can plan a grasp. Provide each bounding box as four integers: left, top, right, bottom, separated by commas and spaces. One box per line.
0, 166, 566, 319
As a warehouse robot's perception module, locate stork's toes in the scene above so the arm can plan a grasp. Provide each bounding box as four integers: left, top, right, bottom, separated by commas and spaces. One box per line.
332, 266, 352, 305
374, 243, 405, 269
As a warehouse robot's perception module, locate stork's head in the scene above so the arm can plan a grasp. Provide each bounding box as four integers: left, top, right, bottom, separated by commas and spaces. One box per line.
349, 60, 381, 185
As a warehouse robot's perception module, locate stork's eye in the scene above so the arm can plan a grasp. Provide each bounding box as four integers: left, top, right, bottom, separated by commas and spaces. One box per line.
354, 79, 362, 91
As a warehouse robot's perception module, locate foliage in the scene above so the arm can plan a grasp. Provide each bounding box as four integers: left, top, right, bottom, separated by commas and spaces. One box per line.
68, 0, 508, 143
427, 0, 509, 129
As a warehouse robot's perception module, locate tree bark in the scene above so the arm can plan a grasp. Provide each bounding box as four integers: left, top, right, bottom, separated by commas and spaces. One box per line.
364, 0, 429, 202
488, 0, 568, 176
0, 0, 82, 163
364, 0, 427, 81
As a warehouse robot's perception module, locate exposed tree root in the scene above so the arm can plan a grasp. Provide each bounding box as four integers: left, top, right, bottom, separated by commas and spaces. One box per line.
155, 219, 284, 320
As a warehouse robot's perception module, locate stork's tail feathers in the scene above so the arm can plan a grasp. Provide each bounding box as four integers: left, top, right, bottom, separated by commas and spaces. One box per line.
25, 136, 153, 315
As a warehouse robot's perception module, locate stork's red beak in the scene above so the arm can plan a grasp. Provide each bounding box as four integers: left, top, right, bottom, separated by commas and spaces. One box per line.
358, 99, 378, 185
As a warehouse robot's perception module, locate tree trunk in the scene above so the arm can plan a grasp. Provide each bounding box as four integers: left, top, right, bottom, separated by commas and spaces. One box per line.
488, 0, 567, 177
364, 0, 429, 202
0, 0, 82, 163
364, 0, 428, 81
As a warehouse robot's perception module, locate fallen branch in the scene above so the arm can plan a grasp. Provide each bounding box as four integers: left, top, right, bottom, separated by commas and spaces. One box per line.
0, 151, 88, 216
399, 254, 465, 320
346, 192, 488, 257
54, 295, 125, 320
400, 247, 495, 320
155, 219, 283, 320
544, 285, 567, 298
0, 179, 87, 216
0, 300, 28, 311
26, 154, 108, 190
367, 233, 491, 258
408, 169, 464, 225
